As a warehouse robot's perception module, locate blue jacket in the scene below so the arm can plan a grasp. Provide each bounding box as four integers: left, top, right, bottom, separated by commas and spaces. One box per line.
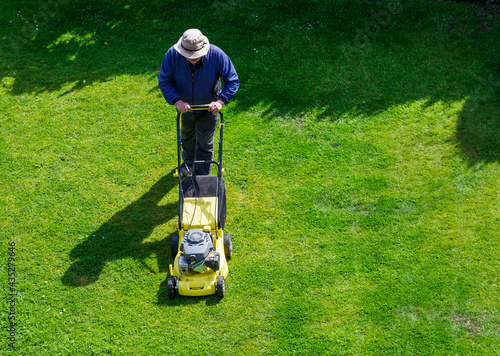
158, 44, 239, 106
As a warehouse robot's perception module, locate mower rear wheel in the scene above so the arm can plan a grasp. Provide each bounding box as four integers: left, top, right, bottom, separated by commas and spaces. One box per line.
167, 278, 176, 300
171, 234, 179, 259
216, 276, 225, 297
224, 234, 233, 260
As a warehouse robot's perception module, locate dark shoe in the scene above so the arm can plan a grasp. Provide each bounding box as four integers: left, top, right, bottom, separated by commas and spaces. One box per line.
180, 164, 193, 178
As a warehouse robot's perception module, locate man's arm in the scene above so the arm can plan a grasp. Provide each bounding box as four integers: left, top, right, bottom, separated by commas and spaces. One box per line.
208, 49, 240, 113
218, 50, 240, 104
157, 49, 182, 105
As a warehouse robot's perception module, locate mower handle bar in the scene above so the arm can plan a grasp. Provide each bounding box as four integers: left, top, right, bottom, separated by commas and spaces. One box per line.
176, 105, 224, 231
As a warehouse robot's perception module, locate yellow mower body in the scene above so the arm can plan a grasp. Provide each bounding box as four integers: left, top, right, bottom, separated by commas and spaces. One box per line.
169, 196, 229, 297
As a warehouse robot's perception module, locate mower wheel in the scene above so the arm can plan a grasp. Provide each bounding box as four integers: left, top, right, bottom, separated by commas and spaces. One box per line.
216, 276, 225, 297
224, 234, 233, 260
167, 278, 176, 300
171, 234, 179, 259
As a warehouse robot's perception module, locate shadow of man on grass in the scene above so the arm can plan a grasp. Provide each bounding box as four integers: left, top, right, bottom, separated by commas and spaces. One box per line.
62, 170, 177, 287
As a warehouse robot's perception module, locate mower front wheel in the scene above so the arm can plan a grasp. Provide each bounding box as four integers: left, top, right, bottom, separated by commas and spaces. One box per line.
216, 276, 225, 297
224, 234, 233, 260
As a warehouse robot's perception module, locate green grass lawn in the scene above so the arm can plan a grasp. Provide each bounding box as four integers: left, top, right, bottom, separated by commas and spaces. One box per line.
1, 0, 499, 354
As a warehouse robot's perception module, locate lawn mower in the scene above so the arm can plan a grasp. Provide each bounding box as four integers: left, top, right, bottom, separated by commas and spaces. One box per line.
167, 105, 232, 299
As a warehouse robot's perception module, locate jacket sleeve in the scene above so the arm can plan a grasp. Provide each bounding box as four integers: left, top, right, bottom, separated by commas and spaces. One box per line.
218, 53, 240, 104
157, 49, 181, 105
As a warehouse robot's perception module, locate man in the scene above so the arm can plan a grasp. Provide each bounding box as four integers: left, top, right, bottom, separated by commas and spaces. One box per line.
158, 29, 240, 176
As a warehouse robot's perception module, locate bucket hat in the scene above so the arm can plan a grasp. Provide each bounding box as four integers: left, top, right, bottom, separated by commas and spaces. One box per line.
174, 29, 210, 59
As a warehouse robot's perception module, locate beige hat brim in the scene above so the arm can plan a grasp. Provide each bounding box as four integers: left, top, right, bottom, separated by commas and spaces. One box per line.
174, 35, 210, 59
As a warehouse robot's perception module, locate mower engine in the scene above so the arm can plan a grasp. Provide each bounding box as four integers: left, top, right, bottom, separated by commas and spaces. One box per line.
178, 229, 220, 275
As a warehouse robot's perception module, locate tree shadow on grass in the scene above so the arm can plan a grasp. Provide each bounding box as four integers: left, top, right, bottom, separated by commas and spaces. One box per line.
0, 0, 192, 96
62, 170, 177, 287
456, 75, 500, 166
2, 1, 499, 166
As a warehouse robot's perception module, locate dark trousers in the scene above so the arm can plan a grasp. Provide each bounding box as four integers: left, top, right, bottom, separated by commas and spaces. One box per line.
181, 110, 218, 175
